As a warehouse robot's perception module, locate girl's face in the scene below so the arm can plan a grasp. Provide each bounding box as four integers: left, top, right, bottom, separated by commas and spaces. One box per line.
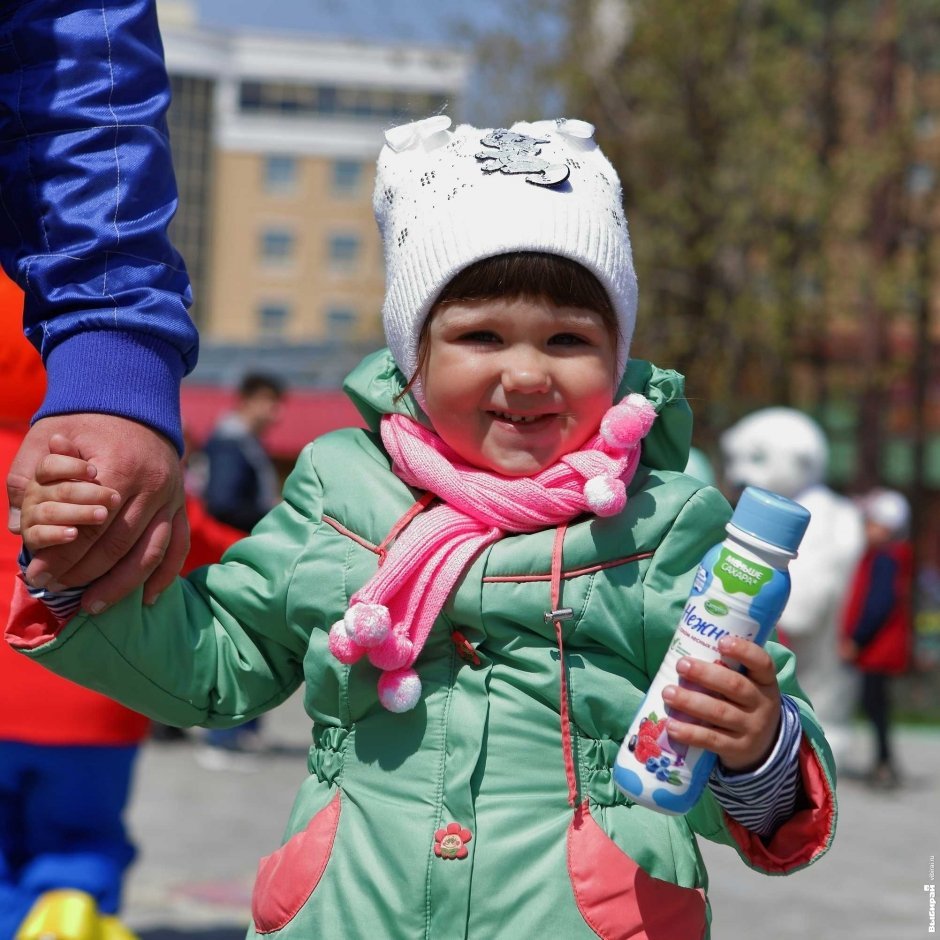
420, 296, 618, 476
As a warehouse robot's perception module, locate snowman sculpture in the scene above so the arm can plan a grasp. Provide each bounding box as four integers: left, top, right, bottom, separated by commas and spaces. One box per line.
721, 408, 865, 768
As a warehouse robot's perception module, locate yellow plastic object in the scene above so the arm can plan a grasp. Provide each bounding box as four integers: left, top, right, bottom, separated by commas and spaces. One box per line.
15, 890, 139, 940
98, 915, 139, 940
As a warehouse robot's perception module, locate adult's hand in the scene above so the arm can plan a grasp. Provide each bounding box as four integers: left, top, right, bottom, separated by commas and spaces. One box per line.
7, 413, 189, 611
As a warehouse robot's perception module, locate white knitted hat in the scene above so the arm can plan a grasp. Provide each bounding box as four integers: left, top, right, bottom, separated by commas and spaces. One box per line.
373, 116, 637, 387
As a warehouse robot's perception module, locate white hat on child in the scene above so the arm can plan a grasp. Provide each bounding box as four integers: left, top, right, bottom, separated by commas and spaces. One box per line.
862, 488, 910, 536
373, 116, 638, 390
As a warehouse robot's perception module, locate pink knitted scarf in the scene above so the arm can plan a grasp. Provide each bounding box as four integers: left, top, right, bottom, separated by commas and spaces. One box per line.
328, 393, 658, 711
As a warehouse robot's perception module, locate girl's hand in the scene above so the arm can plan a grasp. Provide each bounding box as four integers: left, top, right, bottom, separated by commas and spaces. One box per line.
661, 636, 781, 773
21, 441, 121, 557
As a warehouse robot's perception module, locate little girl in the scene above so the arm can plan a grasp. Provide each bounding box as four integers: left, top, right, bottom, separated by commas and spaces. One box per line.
9, 117, 836, 940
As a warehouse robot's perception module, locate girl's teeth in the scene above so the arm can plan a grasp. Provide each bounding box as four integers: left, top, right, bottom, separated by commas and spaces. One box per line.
495, 411, 538, 424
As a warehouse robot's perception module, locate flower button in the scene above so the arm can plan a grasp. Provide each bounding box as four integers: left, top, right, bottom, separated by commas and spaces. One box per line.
434, 822, 472, 860
451, 630, 481, 666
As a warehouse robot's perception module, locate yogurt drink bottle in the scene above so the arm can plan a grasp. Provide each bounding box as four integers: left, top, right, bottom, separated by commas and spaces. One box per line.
612, 486, 811, 815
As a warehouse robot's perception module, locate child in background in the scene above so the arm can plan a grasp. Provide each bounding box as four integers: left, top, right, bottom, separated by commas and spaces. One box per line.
9, 117, 836, 939
840, 488, 914, 790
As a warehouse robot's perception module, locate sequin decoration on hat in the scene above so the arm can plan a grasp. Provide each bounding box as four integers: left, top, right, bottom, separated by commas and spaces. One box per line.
476, 129, 571, 187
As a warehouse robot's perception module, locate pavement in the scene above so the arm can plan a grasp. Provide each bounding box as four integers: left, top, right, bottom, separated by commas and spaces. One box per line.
122, 695, 940, 939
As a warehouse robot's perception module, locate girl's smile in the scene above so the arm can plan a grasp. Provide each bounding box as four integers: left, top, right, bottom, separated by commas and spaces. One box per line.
420, 296, 618, 476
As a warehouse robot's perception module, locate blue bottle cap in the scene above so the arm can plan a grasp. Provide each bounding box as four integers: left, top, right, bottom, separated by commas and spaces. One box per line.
729, 486, 811, 554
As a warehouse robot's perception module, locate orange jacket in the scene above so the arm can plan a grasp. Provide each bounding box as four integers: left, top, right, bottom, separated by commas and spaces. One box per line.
0, 274, 152, 743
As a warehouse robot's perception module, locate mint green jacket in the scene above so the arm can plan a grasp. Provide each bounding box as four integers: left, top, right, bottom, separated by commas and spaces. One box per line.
10, 352, 837, 940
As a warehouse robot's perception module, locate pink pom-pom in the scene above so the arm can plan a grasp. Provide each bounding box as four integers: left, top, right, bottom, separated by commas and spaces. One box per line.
600, 394, 657, 450
367, 625, 414, 670
346, 602, 391, 648
377, 668, 422, 712
584, 474, 626, 517
328, 618, 364, 664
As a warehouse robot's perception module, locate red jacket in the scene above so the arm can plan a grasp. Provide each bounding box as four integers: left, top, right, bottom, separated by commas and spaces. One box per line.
0, 274, 241, 744
182, 493, 244, 573
0, 274, 151, 744
841, 541, 914, 675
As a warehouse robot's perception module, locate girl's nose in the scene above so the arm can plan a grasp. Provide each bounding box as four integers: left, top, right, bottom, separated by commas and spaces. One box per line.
501, 350, 551, 393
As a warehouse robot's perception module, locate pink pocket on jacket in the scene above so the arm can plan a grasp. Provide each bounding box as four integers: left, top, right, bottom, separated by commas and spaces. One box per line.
567, 801, 706, 940
252, 790, 341, 934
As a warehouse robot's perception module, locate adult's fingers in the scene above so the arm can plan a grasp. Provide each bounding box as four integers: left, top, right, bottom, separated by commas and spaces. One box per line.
143, 504, 191, 604
81, 503, 176, 613
46, 433, 85, 461
58, 476, 182, 588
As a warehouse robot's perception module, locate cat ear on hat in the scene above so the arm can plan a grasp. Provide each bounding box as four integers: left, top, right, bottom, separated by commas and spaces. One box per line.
525, 118, 597, 150
384, 115, 453, 153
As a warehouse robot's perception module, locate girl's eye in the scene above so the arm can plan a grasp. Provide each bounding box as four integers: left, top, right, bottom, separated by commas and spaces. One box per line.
458, 330, 501, 343
549, 333, 588, 346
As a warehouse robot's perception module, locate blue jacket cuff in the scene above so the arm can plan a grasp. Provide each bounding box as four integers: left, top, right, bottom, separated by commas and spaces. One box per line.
34, 330, 188, 454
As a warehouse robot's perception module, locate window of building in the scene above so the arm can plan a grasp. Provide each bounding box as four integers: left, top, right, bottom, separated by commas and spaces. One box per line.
258, 302, 290, 338
328, 233, 361, 272
166, 73, 214, 328
264, 155, 298, 193
240, 81, 263, 110
318, 85, 338, 113
326, 305, 358, 340
332, 160, 363, 196
261, 228, 296, 265
238, 79, 449, 123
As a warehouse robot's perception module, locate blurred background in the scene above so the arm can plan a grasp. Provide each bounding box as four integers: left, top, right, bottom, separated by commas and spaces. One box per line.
164, 0, 940, 722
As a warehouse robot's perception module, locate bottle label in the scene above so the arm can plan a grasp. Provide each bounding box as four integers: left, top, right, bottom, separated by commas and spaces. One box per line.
621, 590, 762, 801
613, 545, 789, 815
712, 547, 774, 596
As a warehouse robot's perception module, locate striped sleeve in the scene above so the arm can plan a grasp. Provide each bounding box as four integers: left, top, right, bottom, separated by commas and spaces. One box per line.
18, 547, 86, 621
707, 694, 803, 838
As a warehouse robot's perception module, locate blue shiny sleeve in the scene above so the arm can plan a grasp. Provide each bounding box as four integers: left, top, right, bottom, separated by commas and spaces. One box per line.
0, 0, 198, 452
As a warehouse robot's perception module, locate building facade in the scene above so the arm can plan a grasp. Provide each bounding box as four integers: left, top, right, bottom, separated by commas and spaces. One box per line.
157, 1, 470, 350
